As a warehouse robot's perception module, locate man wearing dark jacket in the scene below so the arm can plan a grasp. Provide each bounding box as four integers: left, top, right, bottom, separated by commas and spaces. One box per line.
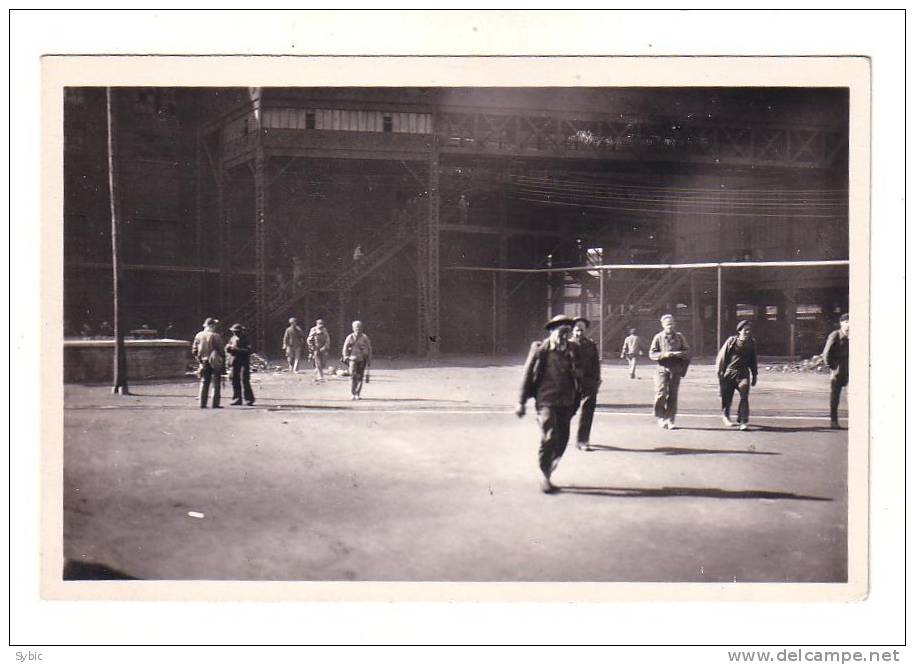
516, 314, 580, 493
716, 320, 758, 430
822, 313, 850, 429
226, 323, 255, 406
571, 317, 601, 451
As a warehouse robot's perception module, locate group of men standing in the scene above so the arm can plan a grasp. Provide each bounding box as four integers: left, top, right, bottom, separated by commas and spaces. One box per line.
192, 316, 374, 407
517, 311, 850, 493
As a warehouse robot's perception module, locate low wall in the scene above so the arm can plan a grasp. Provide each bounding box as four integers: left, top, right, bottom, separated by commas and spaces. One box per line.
64, 339, 191, 384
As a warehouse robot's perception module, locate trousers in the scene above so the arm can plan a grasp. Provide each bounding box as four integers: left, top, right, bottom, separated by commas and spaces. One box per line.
231, 362, 254, 403
576, 390, 598, 444
625, 355, 639, 378
198, 362, 221, 408
720, 374, 751, 423
537, 405, 575, 478
349, 358, 367, 396
653, 370, 682, 422
830, 370, 848, 422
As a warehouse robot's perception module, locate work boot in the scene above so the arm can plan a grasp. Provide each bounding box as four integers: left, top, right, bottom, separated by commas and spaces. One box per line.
230, 399, 242, 406
722, 415, 736, 427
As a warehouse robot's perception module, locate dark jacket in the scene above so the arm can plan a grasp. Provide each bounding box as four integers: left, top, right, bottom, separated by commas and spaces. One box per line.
822, 329, 849, 378
571, 335, 601, 394
716, 335, 758, 380
519, 339, 580, 408
226, 333, 253, 368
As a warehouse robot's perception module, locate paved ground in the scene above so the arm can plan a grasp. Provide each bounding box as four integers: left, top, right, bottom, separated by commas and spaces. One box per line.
62, 356, 847, 582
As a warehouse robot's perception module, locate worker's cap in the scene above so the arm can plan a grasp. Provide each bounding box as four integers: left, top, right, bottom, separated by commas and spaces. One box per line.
289, 317, 298, 324
660, 314, 675, 324
316, 319, 325, 326
736, 320, 752, 332
544, 314, 576, 331
629, 328, 637, 334
839, 313, 849, 322
229, 323, 245, 332
203, 317, 219, 327
573, 316, 590, 328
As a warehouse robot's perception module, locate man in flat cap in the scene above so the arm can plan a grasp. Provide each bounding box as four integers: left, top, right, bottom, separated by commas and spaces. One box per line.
648, 314, 691, 430
822, 313, 850, 429
517, 314, 580, 493
716, 320, 758, 430
620, 327, 644, 379
342, 320, 373, 400
282, 317, 307, 374
570, 316, 601, 451
191, 317, 226, 409
307, 318, 332, 383
226, 323, 255, 406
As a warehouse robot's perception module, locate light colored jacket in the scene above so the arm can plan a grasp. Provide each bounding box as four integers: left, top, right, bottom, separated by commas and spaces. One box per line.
343, 332, 373, 362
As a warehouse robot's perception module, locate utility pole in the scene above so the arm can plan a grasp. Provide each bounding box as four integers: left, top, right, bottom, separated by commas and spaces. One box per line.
106, 87, 129, 394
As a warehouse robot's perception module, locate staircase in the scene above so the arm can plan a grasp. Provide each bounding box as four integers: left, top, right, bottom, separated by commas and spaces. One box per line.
222, 211, 417, 341
600, 267, 695, 347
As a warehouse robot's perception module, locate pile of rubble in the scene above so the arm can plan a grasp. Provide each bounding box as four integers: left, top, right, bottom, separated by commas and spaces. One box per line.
763, 355, 828, 373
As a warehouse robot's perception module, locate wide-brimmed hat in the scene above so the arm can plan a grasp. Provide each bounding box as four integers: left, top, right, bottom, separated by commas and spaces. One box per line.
229, 323, 245, 332
660, 314, 675, 324
736, 320, 752, 332
573, 316, 590, 327
203, 317, 219, 328
839, 313, 849, 322
544, 314, 576, 331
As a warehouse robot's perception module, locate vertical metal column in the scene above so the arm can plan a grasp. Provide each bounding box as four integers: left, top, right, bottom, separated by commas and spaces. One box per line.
716, 264, 723, 351
491, 272, 498, 356
496, 235, 508, 353
426, 145, 440, 357
194, 127, 203, 323
106, 87, 129, 394
598, 268, 605, 359
690, 270, 701, 356
416, 197, 428, 355
253, 97, 268, 352
216, 132, 228, 315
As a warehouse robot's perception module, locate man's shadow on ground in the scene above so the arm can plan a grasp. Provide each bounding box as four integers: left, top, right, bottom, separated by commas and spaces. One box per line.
586, 443, 778, 456
554, 485, 831, 501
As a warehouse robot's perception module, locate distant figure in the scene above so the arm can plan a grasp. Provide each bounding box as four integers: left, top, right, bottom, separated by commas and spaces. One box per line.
191, 317, 226, 409
822, 313, 850, 429
98, 321, 112, 338
648, 314, 691, 430
458, 194, 469, 224
516, 315, 579, 494
620, 327, 644, 379
353, 245, 364, 264
226, 323, 255, 406
163, 322, 175, 339
80, 322, 93, 338
716, 320, 758, 431
282, 317, 307, 374
570, 317, 601, 451
307, 319, 332, 383
292, 256, 305, 289
342, 320, 372, 400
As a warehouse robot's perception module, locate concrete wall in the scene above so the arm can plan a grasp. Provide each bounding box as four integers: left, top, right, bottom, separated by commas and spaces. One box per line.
64, 339, 191, 384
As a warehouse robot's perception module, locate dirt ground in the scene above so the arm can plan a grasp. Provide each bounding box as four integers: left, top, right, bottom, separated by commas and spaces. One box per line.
62, 355, 847, 583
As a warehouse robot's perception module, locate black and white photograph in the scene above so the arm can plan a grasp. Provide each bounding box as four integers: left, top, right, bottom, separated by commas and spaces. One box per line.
10, 8, 908, 656
52, 71, 866, 593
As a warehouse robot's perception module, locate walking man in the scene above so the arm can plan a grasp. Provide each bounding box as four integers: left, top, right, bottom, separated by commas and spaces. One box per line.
226, 323, 255, 406
648, 314, 691, 430
571, 317, 601, 451
283, 317, 307, 374
342, 320, 373, 400
191, 317, 226, 409
307, 318, 332, 383
620, 327, 644, 379
516, 314, 580, 493
822, 312, 850, 429
716, 320, 758, 430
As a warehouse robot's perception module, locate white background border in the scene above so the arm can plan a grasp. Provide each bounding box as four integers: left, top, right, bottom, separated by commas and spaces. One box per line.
8, 8, 907, 658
